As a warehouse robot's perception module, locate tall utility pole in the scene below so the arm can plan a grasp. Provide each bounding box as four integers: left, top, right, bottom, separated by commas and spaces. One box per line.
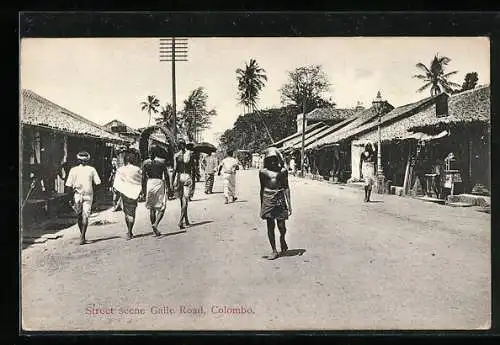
300, 102, 306, 177
159, 37, 188, 140
372, 91, 386, 194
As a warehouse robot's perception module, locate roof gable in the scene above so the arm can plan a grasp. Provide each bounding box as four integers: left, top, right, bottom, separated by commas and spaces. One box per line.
104, 119, 140, 135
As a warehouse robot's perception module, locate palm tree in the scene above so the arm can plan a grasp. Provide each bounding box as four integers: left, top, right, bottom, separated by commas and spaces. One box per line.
236, 58, 274, 142
158, 103, 174, 127
140, 95, 160, 127
236, 58, 267, 113
413, 54, 461, 96
183, 87, 208, 142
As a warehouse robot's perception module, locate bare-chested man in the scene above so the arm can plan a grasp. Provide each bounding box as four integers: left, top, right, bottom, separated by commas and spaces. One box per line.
259, 147, 292, 260
172, 138, 195, 229
142, 145, 171, 236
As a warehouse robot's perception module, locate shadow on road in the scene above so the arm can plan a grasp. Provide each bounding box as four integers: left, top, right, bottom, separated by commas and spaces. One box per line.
160, 230, 187, 238
233, 200, 248, 203
190, 198, 208, 202
133, 232, 155, 238
89, 236, 122, 244
262, 249, 307, 260
187, 220, 214, 228
367, 200, 384, 203
280, 249, 306, 257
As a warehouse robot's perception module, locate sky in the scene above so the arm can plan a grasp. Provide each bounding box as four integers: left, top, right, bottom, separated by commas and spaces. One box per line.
20, 37, 490, 144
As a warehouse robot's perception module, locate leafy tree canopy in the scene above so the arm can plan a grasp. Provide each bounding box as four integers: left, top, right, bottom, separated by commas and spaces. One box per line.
219, 105, 299, 154
279, 65, 335, 113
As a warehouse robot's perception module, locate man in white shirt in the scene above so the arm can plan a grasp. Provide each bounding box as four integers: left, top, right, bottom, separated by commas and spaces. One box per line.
65, 151, 101, 245
218, 150, 240, 204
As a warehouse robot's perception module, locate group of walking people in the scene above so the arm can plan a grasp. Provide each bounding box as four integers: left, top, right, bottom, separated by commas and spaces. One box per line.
63, 141, 294, 261
64, 139, 244, 244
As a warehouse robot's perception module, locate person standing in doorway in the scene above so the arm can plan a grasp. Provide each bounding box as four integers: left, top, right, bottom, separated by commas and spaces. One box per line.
218, 150, 240, 204
65, 151, 101, 245
204, 151, 218, 194
113, 151, 143, 240
172, 138, 195, 229
360, 143, 376, 202
259, 147, 292, 260
142, 145, 171, 237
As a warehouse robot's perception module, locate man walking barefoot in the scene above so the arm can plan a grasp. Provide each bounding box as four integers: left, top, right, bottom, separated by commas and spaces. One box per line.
172, 138, 195, 229
259, 147, 292, 260
204, 152, 218, 194
142, 145, 171, 236
218, 150, 239, 204
65, 151, 101, 245
113, 151, 142, 240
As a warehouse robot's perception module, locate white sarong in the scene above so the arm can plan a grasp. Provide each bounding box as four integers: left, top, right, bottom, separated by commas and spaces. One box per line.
223, 172, 236, 199
145, 178, 166, 209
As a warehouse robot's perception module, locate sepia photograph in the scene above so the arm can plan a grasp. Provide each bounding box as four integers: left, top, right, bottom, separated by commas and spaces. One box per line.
20, 36, 490, 331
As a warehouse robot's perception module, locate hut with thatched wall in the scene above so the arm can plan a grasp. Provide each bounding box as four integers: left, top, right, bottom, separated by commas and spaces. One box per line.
406, 85, 490, 196
349, 85, 490, 198
304, 103, 393, 182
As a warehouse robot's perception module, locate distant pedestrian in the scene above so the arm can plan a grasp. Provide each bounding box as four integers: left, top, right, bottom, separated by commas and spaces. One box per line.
109, 157, 122, 212
204, 152, 218, 194
289, 157, 296, 176
173, 138, 195, 229
360, 143, 376, 202
65, 151, 101, 245
259, 147, 292, 260
218, 150, 239, 204
142, 145, 171, 237
113, 151, 143, 240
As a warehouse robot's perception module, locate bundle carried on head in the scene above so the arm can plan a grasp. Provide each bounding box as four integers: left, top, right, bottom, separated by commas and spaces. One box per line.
263, 147, 285, 169
139, 125, 175, 162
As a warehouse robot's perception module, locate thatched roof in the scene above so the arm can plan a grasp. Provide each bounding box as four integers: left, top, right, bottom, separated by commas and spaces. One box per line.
268, 122, 325, 149
309, 94, 443, 150
305, 107, 358, 122
352, 86, 490, 144
408, 85, 490, 133
281, 124, 332, 152
21, 89, 128, 144
103, 119, 141, 135
306, 104, 391, 150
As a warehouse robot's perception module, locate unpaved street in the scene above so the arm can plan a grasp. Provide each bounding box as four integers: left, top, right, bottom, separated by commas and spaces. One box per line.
21, 169, 490, 331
